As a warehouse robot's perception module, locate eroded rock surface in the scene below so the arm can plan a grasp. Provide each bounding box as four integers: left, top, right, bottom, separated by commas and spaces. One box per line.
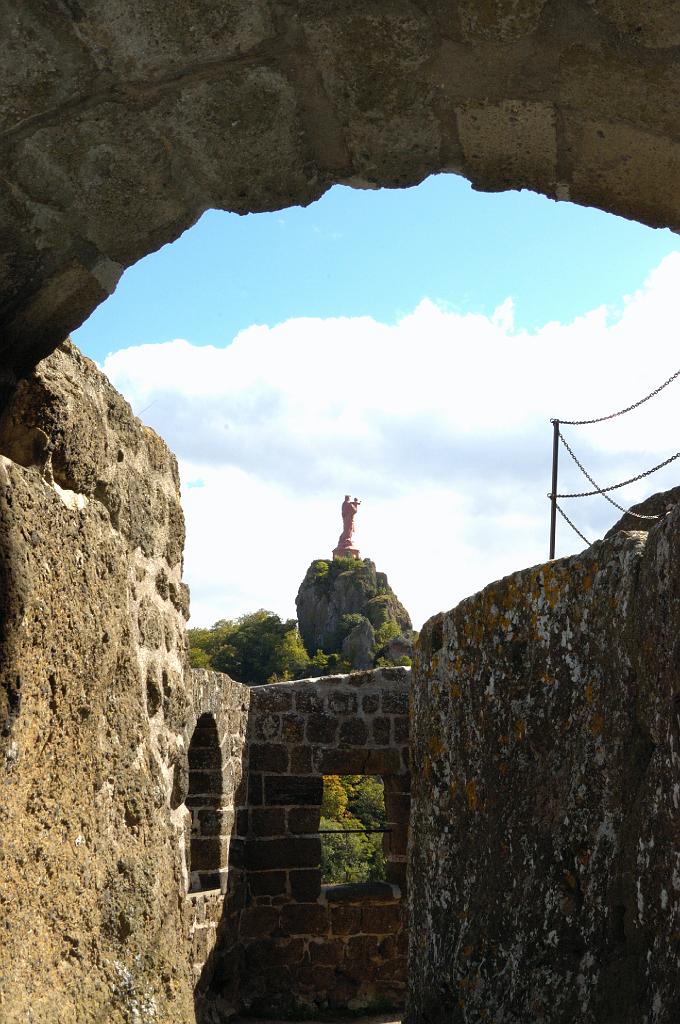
3, 1, 680, 376
408, 509, 680, 1023
296, 557, 412, 669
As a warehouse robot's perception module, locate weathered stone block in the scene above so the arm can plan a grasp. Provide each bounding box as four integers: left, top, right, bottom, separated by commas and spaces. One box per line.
244, 938, 305, 969
339, 718, 368, 745
251, 807, 286, 836
313, 748, 370, 774
345, 935, 379, 961
248, 773, 263, 806
250, 743, 289, 772
371, 716, 391, 745
248, 870, 288, 897
361, 693, 380, 713
327, 690, 358, 714
381, 689, 408, 715
187, 745, 222, 770
239, 906, 280, 938
197, 808, 233, 837
289, 869, 322, 902
294, 689, 324, 715
330, 905, 361, 935
264, 775, 323, 806
186, 769, 223, 795
288, 806, 320, 834
190, 837, 229, 871
360, 904, 401, 934
290, 746, 313, 773
327, 881, 397, 904
306, 713, 338, 744
309, 939, 345, 965
364, 748, 402, 774
253, 713, 281, 741
281, 713, 305, 743
246, 836, 321, 871
251, 686, 294, 712
393, 716, 409, 744
280, 903, 328, 936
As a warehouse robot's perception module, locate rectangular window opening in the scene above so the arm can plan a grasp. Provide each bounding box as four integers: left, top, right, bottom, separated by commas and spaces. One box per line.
320, 775, 387, 884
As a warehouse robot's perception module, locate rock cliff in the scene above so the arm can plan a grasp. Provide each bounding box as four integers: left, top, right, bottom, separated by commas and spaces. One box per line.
296, 557, 413, 670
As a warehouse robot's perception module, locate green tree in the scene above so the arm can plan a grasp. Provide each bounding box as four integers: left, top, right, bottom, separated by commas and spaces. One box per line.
188, 610, 308, 685
319, 774, 387, 884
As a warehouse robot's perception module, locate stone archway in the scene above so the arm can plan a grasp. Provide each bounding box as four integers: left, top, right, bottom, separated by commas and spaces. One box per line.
186, 712, 226, 893
2, 1, 680, 379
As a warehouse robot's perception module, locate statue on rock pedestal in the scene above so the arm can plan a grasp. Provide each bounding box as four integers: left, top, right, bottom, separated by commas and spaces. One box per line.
333, 495, 361, 560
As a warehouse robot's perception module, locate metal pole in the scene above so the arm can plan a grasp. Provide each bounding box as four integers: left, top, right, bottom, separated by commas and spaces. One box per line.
549, 418, 559, 559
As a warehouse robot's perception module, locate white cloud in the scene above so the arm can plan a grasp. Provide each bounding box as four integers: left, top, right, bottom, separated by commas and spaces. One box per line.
103, 253, 680, 629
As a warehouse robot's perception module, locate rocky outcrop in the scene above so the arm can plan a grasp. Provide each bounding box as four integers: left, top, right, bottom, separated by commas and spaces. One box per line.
408, 495, 680, 1024
296, 557, 412, 669
0, 341, 252, 1024
605, 483, 680, 538
4, 3, 680, 378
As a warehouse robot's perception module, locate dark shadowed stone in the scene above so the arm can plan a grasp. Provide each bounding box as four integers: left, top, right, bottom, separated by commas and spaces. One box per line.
325, 881, 398, 903
264, 775, 323, 806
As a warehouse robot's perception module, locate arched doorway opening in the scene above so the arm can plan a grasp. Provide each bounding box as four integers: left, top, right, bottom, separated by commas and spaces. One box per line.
186, 712, 226, 893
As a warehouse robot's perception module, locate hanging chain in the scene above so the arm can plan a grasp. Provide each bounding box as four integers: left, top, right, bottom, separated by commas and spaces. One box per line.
556, 431, 679, 511
553, 501, 591, 546
560, 366, 680, 425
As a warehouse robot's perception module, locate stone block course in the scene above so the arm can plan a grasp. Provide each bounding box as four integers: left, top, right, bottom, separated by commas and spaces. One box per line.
264, 775, 323, 806
237, 669, 410, 1014
246, 836, 322, 871
287, 807, 320, 834
250, 743, 289, 772
290, 868, 322, 902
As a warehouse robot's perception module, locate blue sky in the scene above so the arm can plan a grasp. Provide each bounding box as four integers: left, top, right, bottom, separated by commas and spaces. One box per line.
77, 174, 680, 628
74, 174, 679, 363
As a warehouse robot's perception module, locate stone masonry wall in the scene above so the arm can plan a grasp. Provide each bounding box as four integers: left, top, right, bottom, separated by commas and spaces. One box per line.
235, 668, 411, 1016
184, 669, 250, 1021
0, 342, 251, 1024
408, 511, 680, 1024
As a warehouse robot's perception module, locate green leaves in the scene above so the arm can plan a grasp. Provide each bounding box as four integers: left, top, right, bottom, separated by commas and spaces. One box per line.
188, 610, 309, 685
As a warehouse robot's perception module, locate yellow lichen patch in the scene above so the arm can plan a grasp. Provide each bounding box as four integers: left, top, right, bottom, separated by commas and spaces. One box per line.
590, 712, 604, 736
584, 682, 594, 704
428, 735, 445, 758
513, 719, 526, 742
450, 780, 459, 799
451, 682, 462, 698
465, 779, 478, 810
541, 565, 566, 610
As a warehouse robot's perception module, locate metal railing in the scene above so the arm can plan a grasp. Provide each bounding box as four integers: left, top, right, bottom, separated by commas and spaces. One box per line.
548, 365, 680, 557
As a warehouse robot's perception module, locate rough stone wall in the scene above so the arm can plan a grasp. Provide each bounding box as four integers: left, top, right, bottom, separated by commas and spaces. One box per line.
3, 1, 680, 375
185, 669, 250, 1022
237, 669, 410, 1015
0, 342, 251, 1024
408, 511, 680, 1024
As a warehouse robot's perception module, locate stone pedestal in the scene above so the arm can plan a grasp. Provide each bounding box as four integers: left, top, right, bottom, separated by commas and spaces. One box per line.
333, 544, 360, 560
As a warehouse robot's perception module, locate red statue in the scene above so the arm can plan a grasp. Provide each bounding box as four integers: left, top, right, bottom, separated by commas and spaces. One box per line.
333, 495, 361, 560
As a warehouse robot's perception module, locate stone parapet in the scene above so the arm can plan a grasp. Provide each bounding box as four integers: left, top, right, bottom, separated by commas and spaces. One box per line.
408, 513, 680, 1024
235, 668, 411, 1015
